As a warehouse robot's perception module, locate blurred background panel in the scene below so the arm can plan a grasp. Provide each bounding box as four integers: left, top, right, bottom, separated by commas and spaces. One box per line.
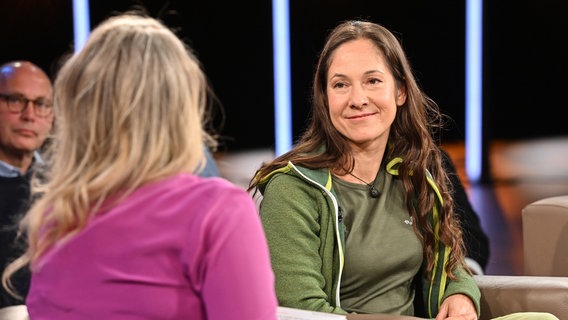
1, 0, 566, 151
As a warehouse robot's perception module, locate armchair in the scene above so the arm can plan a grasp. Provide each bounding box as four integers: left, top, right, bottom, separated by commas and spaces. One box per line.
475, 275, 568, 320
471, 195, 568, 319
522, 195, 568, 276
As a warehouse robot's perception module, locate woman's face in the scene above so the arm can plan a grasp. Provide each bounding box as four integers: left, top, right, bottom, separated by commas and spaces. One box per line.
326, 38, 406, 149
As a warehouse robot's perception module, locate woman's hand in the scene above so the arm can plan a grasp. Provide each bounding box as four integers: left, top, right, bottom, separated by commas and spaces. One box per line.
435, 294, 477, 320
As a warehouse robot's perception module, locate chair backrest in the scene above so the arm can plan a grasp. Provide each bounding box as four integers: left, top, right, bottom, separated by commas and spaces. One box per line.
522, 195, 568, 276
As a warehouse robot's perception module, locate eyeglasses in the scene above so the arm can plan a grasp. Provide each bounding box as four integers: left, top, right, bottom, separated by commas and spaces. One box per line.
0, 93, 53, 118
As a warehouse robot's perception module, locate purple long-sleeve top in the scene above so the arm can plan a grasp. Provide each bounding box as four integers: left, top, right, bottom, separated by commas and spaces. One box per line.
26, 173, 278, 320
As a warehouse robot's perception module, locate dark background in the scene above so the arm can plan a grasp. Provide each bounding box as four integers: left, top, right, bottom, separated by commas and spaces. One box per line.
1, 0, 567, 152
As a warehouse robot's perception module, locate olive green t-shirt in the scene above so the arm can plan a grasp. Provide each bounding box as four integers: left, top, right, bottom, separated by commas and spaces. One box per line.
332, 168, 423, 315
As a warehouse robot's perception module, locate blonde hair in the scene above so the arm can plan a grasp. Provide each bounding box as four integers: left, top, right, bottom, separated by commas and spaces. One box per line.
2, 13, 215, 296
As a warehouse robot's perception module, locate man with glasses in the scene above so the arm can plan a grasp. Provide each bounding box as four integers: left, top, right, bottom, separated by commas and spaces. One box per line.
0, 61, 53, 308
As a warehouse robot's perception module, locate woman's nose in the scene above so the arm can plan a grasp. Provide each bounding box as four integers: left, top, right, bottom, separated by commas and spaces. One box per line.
349, 85, 368, 108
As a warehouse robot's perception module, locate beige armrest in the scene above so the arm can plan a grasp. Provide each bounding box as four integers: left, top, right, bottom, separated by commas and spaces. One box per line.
347, 315, 421, 320
0, 305, 29, 320
475, 275, 568, 320
351, 276, 568, 320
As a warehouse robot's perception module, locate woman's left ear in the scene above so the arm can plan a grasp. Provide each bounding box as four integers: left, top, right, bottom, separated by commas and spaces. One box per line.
396, 85, 407, 106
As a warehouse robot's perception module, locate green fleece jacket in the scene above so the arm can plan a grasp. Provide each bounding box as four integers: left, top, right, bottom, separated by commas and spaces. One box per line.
258, 157, 481, 318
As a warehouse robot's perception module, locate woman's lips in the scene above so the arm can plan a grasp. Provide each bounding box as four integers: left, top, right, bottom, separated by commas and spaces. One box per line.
347, 112, 376, 120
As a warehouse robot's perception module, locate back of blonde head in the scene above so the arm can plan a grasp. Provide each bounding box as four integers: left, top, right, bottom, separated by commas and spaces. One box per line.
2, 13, 211, 293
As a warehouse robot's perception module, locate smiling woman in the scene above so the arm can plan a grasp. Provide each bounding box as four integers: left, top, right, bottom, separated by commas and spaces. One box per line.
248, 20, 474, 317
247, 19, 558, 320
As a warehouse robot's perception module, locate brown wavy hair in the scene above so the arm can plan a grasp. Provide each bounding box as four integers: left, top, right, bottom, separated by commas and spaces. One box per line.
248, 20, 466, 279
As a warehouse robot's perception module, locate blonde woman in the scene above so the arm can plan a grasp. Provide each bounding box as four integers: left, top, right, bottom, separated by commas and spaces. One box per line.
2, 13, 277, 320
